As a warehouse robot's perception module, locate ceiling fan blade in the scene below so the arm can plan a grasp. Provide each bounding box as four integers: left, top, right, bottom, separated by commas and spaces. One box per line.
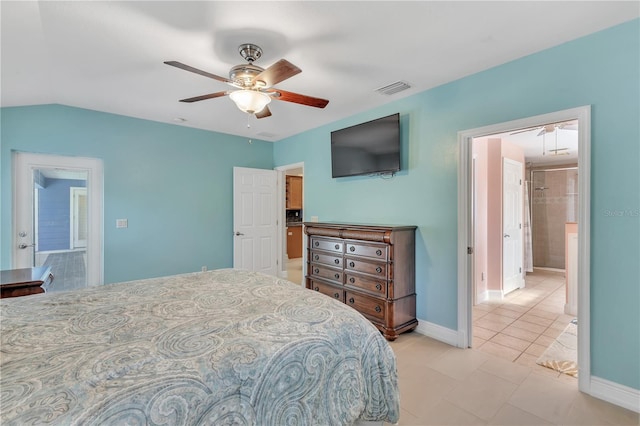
255, 105, 272, 119
252, 59, 301, 87
165, 61, 233, 84
510, 127, 539, 135
179, 91, 229, 103
269, 89, 329, 108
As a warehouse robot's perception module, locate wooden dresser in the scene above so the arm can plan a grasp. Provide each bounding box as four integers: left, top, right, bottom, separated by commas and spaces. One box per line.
0, 266, 53, 298
304, 222, 417, 340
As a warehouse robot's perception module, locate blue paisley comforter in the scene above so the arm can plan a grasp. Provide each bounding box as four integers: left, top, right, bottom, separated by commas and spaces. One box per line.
0, 269, 399, 425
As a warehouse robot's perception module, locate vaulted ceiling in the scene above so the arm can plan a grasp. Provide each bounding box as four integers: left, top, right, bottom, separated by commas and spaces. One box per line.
1, 2, 637, 142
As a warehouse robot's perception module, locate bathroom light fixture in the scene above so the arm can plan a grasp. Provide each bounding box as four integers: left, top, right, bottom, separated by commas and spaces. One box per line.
229, 90, 271, 114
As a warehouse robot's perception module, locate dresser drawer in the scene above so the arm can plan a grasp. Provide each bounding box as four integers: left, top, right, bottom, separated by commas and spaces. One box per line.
345, 273, 387, 297
309, 264, 343, 284
309, 280, 344, 302
345, 290, 385, 321
310, 251, 343, 268
345, 257, 387, 278
310, 237, 344, 254
345, 242, 388, 260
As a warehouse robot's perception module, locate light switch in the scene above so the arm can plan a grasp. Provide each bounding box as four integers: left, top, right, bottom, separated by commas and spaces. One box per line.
116, 219, 128, 228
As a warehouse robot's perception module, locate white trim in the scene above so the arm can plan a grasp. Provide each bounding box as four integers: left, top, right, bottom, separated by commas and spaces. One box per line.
590, 376, 640, 413
457, 106, 591, 392
274, 162, 305, 283
12, 152, 104, 286
414, 318, 460, 347
487, 289, 505, 301
477, 290, 488, 304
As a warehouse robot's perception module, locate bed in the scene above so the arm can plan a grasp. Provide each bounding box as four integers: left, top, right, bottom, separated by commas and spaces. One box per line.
0, 268, 399, 425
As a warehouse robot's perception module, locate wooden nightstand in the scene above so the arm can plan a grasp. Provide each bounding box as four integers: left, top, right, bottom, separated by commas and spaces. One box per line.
0, 267, 53, 298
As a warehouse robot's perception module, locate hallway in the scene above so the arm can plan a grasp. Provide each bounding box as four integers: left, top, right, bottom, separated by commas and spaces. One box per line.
42, 251, 87, 292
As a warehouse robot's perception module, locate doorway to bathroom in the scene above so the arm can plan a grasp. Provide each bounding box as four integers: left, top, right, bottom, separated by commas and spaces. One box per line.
458, 105, 591, 392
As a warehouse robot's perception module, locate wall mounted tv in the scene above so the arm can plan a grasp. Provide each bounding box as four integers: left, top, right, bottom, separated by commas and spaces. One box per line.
331, 113, 400, 178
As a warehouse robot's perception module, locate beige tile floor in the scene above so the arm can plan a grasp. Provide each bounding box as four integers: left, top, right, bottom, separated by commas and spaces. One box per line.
471, 269, 577, 376
389, 332, 639, 425
286, 257, 303, 285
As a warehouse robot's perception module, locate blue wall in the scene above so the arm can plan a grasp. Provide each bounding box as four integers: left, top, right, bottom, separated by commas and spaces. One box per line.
37, 178, 86, 251
1, 105, 274, 283
274, 20, 640, 390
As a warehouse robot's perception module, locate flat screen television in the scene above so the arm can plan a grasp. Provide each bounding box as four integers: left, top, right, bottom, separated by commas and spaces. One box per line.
331, 113, 400, 178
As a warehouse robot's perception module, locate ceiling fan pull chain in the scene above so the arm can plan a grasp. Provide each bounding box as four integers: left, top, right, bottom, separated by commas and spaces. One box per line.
247, 114, 251, 128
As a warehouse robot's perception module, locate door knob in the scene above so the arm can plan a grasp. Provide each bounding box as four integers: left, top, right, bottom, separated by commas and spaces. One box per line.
234, 232, 244, 236
503, 234, 510, 238
18, 243, 35, 249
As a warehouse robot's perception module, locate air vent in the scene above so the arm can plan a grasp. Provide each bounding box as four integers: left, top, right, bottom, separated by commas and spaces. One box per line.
375, 81, 411, 96
256, 131, 277, 138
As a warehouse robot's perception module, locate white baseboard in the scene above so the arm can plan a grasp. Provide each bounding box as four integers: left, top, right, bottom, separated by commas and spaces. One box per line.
414, 318, 459, 347
487, 289, 503, 301
590, 376, 640, 413
477, 290, 489, 303
564, 302, 577, 316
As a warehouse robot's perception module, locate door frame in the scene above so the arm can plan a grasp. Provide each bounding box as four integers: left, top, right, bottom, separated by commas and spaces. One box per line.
13, 152, 104, 285
457, 105, 591, 393
275, 162, 304, 283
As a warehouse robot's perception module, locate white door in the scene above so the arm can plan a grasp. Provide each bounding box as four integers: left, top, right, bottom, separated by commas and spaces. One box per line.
233, 167, 278, 276
13, 152, 103, 286
502, 158, 524, 295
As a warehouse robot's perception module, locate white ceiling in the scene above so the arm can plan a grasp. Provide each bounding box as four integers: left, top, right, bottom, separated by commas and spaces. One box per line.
1, 2, 638, 143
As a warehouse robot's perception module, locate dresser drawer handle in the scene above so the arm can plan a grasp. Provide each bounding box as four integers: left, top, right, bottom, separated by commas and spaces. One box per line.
349, 277, 355, 283
350, 246, 356, 252
314, 241, 319, 247
376, 283, 382, 291
348, 297, 355, 304
314, 268, 319, 274
376, 249, 382, 256
314, 287, 319, 291
334, 273, 340, 279
375, 305, 382, 313
314, 254, 319, 260
376, 267, 382, 273
334, 259, 340, 264
335, 244, 340, 250
349, 261, 355, 268
334, 293, 340, 299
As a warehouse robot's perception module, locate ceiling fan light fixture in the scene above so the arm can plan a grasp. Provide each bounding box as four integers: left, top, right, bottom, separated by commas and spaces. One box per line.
229, 90, 271, 114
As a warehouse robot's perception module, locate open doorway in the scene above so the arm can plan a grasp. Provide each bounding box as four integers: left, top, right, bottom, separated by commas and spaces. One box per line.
458, 105, 591, 392
13, 152, 104, 290
275, 162, 304, 285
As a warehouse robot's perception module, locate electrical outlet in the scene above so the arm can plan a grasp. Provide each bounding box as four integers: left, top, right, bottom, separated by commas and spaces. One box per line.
310, 216, 319, 222
116, 219, 128, 228
201, 266, 207, 272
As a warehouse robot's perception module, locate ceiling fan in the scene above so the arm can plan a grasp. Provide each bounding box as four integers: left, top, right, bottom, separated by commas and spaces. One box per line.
165, 44, 329, 119
510, 120, 577, 136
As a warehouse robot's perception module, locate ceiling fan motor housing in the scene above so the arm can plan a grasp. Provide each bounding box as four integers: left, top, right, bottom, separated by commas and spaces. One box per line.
229, 64, 265, 88
238, 44, 262, 63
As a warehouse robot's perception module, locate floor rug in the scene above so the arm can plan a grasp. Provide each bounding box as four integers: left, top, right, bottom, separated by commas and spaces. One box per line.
536, 319, 578, 377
